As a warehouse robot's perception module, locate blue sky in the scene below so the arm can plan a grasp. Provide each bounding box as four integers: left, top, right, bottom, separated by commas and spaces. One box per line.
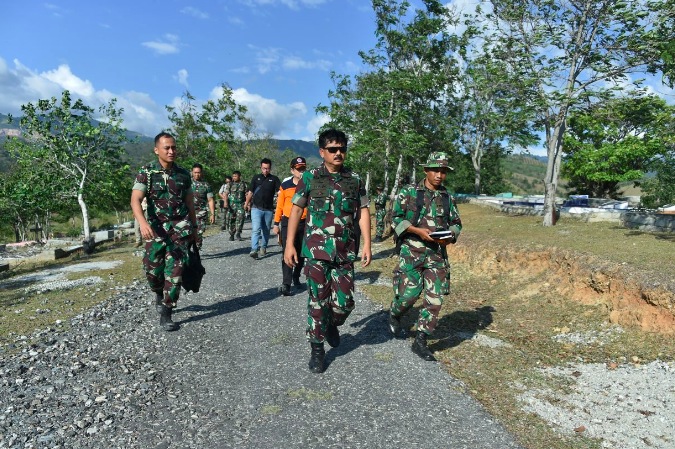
0, 0, 377, 141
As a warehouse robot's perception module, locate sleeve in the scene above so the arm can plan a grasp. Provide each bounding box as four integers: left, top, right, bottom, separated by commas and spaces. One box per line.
291, 173, 310, 208
132, 169, 148, 192
392, 187, 413, 237
448, 197, 462, 236
273, 186, 285, 224
358, 178, 369, 209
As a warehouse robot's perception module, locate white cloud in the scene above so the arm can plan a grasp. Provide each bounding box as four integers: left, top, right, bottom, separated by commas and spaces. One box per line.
249, 45, 333, 74
180, 6, 209, 19
0, 57, 168, 136
175, 69, 189, 88
283, 56, 332, 71
305, 113, 329, 140
238, 0, 329, 9
142, 34, 181, 55
229, 87, 307, 137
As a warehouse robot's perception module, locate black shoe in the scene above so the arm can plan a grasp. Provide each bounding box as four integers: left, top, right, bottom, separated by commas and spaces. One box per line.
325, 324, 340, 348
158, 305, 179, 332
308, 343, 325, 373
411, 332, 436, 361
278, 284, 291, 296
154, 291, 164, 313
236, 233, 242, 241
249, 250, 258, 259
388, 313, 405, 339
229, 234, 235, 241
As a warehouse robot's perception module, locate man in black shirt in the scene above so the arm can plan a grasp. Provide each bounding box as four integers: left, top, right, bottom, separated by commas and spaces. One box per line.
244, 158, 281, 258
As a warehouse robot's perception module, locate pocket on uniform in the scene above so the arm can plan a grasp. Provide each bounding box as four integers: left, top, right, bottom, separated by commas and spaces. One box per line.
341, 196, 357, 213
392, 269, 404, 297
310, 194, 330, 212
173, 219, 192, 239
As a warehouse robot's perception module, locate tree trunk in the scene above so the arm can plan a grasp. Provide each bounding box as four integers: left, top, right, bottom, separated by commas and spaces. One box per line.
78, 192, 91, 241
364, 171, 371, 194
542, 117, 566, 226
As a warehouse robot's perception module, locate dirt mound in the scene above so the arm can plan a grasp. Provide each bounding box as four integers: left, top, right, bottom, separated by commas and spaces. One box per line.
448, 238, 675, 334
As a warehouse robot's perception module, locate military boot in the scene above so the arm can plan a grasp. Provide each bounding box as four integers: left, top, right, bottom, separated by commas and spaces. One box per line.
388, 313, 405, 339
158, 305, 179, 332
154, 291, 164, 313
229, 234, 235, 241
236, 233, 242, 241
411, 331, 436, 361
308, 343, 325, 373
325, 324, 340, 348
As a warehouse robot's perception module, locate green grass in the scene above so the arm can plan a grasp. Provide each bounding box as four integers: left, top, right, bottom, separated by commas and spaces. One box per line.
361, 203, 674, 449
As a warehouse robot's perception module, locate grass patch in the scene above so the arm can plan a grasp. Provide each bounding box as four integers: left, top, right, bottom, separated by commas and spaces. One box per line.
360, 203, 675, 449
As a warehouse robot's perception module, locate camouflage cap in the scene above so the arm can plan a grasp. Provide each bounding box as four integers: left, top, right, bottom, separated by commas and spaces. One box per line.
420, 152, 453, 170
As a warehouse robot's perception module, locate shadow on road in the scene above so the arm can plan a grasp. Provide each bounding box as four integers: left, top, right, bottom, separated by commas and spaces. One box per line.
323, 309, 393, 368
175, 286, 279, 325
431, 305, 495, 352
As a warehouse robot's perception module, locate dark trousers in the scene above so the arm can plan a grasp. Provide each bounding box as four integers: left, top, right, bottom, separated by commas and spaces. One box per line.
280, 216, 305, 285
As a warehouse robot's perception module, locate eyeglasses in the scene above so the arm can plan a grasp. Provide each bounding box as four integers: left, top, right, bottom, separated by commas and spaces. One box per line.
323, 146, 347, 154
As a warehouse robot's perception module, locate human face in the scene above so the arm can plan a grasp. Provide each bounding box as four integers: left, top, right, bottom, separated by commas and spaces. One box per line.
261, 163, 271, 176
291, 165, 306, 180
320, 140, 347, 172
232, 173, 240, 182
192, 167, 203, 181
424, 167, 449, 190
154, 136, 177, 168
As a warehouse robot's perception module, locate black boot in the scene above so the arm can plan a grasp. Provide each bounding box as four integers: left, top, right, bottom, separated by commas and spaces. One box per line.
325, 324, 340, 348
159, 305, 179, 332
411, 331, 436, 361
229, 234, 235, 241
236, 233, 242, 241
388, 313, 405, 339
308, 343, 325, 373
154, 291, 164, 313
278, 284, 291, 296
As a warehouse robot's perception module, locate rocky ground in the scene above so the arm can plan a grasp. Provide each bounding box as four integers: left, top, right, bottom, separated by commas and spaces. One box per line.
0, 230, 522, 449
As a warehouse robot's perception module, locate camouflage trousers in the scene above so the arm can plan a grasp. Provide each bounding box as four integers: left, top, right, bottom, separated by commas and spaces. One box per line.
305, 258, 355, 344
143, 232, 190, 308
375, 208, 386, 237
195, 210, 209, 249
225, 204, 245, 236
391, 254, 450, 335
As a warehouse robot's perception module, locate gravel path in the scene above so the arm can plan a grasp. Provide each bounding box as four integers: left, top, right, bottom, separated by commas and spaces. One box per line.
0, 228, 523, 449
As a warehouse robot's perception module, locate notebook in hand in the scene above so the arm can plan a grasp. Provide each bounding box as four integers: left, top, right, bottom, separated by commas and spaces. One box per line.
429, 230, 455, 239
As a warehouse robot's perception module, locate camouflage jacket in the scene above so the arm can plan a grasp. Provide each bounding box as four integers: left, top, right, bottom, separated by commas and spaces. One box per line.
132, 161, 193, 238
226, 181, 247, 206
192, 180, 213, 214
392, 179, 462, 260
374, 192, 388, 209
292, 163, 369, 263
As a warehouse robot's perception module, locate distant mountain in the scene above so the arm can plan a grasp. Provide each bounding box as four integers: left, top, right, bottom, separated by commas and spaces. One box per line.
275, 139, 318, 159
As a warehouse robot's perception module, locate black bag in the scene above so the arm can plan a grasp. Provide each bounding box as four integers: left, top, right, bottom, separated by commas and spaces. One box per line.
182, 244, 206, 293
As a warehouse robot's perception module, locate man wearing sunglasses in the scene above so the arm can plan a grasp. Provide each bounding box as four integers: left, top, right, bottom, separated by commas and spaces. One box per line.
273, 156, 308, 296
284, 129, 372, 373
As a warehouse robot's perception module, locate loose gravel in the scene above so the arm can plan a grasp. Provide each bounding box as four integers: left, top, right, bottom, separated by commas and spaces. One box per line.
0, 229, 522, 449
2, 228, 673, 449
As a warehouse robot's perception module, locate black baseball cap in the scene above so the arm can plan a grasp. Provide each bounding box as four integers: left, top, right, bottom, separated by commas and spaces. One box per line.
290, 156, 306, 168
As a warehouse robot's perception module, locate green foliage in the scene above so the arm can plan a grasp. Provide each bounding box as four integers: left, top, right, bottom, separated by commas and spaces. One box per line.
562, 94, 674, 198
3, 91, 131, 241
166, 85, 252, 185
641, 154, 675, 208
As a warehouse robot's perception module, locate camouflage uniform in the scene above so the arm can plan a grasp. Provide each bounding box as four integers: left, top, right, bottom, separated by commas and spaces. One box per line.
225, 180, 247, 238
133, 161, 193, 308
390, 178, 462, 335
374, 190, 388, 239
292, 163, 369, 344
191, 179, 213, 249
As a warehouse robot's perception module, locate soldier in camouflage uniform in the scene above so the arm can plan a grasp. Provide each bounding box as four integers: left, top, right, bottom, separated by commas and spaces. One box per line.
373, 185, 388, 242
191, 163, 215, 249
130, 132, 197, 332
284, 129, 372, 374
223, 171, 247, 241
388, 152, 462, 361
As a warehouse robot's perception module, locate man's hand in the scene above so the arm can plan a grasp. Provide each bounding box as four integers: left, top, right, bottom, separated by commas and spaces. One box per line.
209, 213, 215, 225
284, 246, 298, 268
361, 247, 372, 267
272, 224, 279, 235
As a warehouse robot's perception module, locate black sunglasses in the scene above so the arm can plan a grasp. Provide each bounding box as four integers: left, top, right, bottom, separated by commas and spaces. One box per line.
323, 146, 348, 154
294, 166, 306, 172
